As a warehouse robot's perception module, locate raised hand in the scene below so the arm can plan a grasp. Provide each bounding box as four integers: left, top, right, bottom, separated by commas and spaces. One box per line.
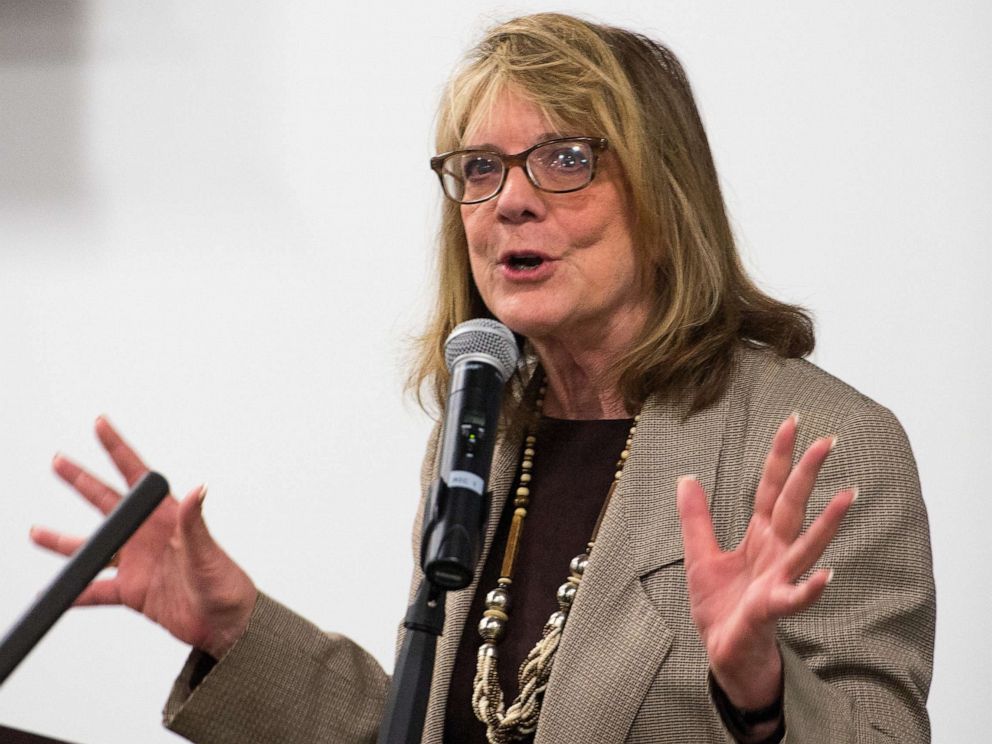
30, 416, 257, 660
676, 414, 856, 712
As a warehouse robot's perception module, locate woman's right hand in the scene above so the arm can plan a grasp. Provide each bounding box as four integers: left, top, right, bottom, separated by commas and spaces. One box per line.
29, 416, 258, 660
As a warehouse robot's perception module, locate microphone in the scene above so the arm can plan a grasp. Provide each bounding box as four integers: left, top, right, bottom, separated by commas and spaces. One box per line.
421, 319, 519, 590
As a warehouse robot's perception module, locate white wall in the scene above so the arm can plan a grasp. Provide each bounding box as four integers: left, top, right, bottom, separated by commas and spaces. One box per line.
0, 2, 987, 741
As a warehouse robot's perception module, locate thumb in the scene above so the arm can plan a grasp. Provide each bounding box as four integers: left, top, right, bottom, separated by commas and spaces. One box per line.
177, 484, 214, 562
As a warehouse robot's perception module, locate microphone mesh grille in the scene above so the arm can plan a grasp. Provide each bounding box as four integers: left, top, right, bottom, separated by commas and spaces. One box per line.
444, 319, 520, 381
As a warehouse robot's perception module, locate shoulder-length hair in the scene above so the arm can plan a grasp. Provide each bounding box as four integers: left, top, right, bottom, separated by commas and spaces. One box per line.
411, 13, 813, 416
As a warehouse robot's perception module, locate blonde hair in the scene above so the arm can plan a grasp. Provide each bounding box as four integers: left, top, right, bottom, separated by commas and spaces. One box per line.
411, 13, 813, 415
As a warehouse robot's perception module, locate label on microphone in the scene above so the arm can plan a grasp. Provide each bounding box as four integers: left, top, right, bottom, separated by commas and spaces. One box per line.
448, 470, 485, 495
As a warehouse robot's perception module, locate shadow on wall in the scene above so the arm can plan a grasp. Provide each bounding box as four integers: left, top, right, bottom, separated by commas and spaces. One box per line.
0, 1, 87, 205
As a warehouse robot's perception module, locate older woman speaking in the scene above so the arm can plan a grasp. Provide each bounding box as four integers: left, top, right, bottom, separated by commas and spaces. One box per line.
30, 12, 934, 744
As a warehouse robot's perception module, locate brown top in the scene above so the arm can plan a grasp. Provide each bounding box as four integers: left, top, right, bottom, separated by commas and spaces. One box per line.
443, 416, 634, 743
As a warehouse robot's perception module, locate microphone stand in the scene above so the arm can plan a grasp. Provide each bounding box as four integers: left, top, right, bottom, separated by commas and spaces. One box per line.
376, 580, 447, 744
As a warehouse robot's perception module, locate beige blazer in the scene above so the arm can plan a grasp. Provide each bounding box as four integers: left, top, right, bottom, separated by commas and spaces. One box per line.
163, 348, 934, 743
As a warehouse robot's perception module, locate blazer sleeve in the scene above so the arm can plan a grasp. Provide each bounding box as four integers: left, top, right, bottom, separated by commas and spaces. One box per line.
774, 399, 935, 743
162, 592, 389, 744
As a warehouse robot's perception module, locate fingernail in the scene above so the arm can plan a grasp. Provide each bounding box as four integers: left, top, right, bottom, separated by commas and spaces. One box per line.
828, 435, 839, 451
826, 568, 835, 584
850, 487, 859, 504
52, 452, 63, 464
198, 484, 208, 504
790, 412, 800, 426
677, 474, 698, 485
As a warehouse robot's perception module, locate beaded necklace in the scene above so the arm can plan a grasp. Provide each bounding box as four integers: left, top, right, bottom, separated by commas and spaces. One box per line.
471, 381, 640, 743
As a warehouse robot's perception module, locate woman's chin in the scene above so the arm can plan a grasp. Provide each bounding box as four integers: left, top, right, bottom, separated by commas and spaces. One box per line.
488, 308, 570, 343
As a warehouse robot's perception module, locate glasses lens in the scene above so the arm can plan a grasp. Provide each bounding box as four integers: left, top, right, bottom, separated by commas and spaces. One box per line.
528, 141, 594, 192
442, 152, 503, 203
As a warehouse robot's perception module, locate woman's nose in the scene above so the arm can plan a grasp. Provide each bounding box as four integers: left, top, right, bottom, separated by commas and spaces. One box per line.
495, 165, 545, 223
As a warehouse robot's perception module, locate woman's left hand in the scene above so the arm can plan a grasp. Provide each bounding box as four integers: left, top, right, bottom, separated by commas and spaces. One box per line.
676, 414, 856, 711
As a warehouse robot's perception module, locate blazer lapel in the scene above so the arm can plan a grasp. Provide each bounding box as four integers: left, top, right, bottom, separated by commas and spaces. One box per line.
535, 391, 730, 744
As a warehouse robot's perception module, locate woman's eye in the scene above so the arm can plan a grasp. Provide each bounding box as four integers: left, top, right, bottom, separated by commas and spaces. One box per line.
543, 146, 590, 171
463, 156, 500, 180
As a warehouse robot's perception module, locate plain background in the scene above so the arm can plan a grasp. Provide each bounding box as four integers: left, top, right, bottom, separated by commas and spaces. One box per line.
0, 1, 988, 741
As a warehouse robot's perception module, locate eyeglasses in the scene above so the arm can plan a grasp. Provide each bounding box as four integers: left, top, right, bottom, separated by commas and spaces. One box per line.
430, 137, 609, 205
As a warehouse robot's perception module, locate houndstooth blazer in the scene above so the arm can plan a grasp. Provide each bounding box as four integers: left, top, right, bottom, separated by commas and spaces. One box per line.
163, 347, 935, 743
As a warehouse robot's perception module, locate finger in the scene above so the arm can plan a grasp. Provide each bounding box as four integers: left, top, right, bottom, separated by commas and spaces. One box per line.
29, 525, 85, 557
74, 579, 122, 606
771, 435, 836, 540
177, 485, 213, 565
95, 416, 150, 487
782, 489, 856, 580
676, 476, 720, 564
767, 568, 832, 617
753, 414, 798, 519
52, 454, 122, 515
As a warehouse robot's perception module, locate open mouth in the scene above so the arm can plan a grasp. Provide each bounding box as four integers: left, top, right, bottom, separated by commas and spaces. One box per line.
505, 254, 545, 271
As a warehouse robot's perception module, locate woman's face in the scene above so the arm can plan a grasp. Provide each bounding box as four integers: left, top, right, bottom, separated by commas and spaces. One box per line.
460, 91, 650, 348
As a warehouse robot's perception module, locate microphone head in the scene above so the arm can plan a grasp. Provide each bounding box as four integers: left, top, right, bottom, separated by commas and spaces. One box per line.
444, 319, 519, 382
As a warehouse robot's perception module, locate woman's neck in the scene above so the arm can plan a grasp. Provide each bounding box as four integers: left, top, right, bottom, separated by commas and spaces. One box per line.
532, 340, 633, 420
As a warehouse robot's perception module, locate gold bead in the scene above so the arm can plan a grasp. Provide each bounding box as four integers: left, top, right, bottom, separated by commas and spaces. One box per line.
614, 471, 622, 480
516, 486, 530, 497
520, 473, 531, 483
620, 450, 629, 460
484, 608, 509, 622
634, 414, 641, 422
514, 507, 527, 517
521, 460, 533, 470
524, 448, 535, 458
526, 435, 536, 444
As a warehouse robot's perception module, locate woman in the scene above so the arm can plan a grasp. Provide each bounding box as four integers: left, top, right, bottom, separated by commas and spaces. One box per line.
30, 13, 933, 744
